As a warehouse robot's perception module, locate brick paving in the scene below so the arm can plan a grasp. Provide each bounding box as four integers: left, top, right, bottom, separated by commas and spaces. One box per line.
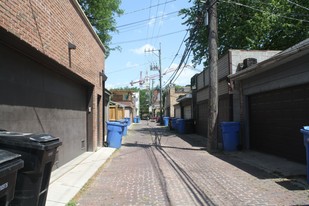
77, 120, 309, 205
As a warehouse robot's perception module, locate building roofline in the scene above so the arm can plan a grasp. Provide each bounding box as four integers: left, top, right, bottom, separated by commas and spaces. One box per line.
228, 39, 309, 81
177, 93, 192, 102
71, 0, 106, 53
110, 101, 126, 108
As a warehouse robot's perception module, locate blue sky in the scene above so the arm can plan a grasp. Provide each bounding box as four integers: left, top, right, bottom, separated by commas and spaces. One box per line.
105, 0, 202, 89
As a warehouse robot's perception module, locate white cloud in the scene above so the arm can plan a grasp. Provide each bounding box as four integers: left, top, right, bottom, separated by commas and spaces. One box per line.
126, 61, 139, 68
131, 44, 156, 55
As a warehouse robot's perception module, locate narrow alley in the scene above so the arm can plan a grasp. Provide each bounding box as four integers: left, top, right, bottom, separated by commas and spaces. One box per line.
76, 121, 309, 205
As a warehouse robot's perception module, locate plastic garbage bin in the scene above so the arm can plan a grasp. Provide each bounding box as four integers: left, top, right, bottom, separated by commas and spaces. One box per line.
220, 122, 240, 151
172, 118, 178, 130
163, 117, 169, 127
107, 122, 125, 148
177, 119, 185, 134
124, 117, 131, 126
0, 149, 24, 205
116, 120, 128, 136
137, 116, 141, 123
300, 126, 309, 183
133, 117, 137, 123
0, 131, 62, 206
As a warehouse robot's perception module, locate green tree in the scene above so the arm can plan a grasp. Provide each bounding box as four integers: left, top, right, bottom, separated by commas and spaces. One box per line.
139, 89, 150, 117
78, 0, 123, 57
181, 0, 309, 66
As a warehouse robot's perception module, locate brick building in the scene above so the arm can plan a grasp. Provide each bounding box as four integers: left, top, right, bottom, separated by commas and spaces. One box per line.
0, 0, 106, 168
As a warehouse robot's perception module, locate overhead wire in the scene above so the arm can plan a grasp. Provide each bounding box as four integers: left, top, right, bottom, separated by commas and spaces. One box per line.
150, 0, 162, 45
111, 29, 186, 45
222, 0, 309, 23
116, 11, 179, 29
171, 49, 192, 84
123, 0, 176, 15
286, 0, 309, 11
154, 0, 169, 46
162, 29, 189, 86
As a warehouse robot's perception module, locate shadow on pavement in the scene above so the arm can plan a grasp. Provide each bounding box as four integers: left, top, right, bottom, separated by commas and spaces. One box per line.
213, 153, 308, 191
131, 122, 309, 192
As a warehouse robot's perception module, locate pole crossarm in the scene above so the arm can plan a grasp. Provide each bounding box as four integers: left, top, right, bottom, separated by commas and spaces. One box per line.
145, 44, 163, 124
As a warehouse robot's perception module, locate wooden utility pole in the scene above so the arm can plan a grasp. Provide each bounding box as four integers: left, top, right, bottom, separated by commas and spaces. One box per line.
145, 43, 163, 124
207, 0, 218, 151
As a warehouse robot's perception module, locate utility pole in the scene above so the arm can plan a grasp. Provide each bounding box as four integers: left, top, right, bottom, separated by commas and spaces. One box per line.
207, 0, 218, 151
145, 43, 163, 124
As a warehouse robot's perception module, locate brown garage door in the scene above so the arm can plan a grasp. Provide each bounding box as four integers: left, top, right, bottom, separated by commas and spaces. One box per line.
196, 101, 208, 137
249, 84, 309, 163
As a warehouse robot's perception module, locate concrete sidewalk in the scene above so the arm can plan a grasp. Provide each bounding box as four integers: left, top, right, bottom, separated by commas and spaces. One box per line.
46, 147, 116, 206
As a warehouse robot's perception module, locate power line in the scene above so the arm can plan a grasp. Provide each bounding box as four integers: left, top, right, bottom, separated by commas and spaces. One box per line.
171, 48, 192, 84
123, 0, 176, 15
150, 0, 162, 45
286, 0, 309, 11
223, 0, 309, 23
146, 0, 153, 44
163, 30, 189, 85
154, 0, 169, 45
116, 10, 179, 29
111, 29, 186, 45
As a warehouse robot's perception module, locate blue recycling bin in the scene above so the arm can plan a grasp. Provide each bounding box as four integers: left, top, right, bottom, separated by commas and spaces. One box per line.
133, 117, 137, 123
106, 122, 125, 148
300, 126, 309, 183
172, 118, 178, 130
137, 116, 141, 123
124, 117, 131, 126
177, 119, 185, 134
221, 122, 240, 151
116, 120, 128, 136
163, 117, 169, 127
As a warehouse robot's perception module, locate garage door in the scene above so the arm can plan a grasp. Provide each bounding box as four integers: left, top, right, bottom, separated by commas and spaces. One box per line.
184, 105, 192, 119
0, 44, 88, 167
249, 84, 309, 163
196, 101, 208, 137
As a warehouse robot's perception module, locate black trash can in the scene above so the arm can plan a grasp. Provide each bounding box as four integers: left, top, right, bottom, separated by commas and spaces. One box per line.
0, 149, 24, 206
0, 131, 62, 206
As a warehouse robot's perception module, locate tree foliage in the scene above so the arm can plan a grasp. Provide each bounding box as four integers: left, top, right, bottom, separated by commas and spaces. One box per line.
78, 0, 123, 57
139, 89, 150, 116
181, 0, 309, 66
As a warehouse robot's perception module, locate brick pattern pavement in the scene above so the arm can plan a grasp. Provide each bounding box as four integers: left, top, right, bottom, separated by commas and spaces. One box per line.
77, 121, 309, 205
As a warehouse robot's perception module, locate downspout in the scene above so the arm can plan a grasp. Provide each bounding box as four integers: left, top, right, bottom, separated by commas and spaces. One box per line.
101, 70, 108, 145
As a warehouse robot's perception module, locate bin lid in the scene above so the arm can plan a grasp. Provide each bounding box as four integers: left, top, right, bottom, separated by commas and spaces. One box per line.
303, 126, 309, 130
220, 121, 240, 126
300, 128, 309, 135
0, 149, 24, 177
0, 149, 21, 165
106, 121, 124, 127
0, 132, 61, 150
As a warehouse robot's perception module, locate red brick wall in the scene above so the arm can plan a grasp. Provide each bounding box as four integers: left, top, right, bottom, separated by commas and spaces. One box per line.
0, 0, 105, 87
0, 0, 105, 151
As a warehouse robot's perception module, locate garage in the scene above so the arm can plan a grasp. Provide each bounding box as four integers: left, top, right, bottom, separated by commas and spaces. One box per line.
249, 84, 309, 163
196, 101, 208, 137
0, 43, 89, 167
